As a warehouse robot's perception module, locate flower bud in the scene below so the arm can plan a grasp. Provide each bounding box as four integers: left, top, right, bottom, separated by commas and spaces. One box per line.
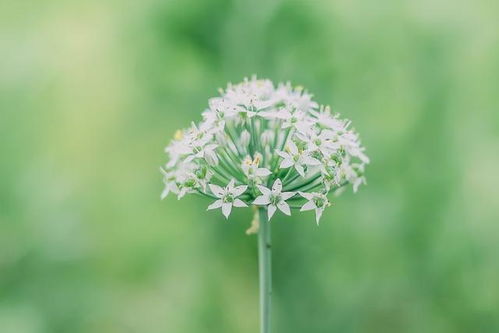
240, 129, 251, 147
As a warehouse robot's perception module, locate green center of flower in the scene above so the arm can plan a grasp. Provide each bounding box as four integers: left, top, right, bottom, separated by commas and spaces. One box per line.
269, 194, 281, 205
314, 196, 326, 208
223, 194, 234, 203
195, 167, 207, 179
314, 139, 322, 146
185, 179, 196, 188
275, 101, 286, 109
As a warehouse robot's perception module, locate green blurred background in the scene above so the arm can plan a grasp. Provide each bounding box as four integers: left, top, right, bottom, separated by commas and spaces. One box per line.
1, 0, 499, 332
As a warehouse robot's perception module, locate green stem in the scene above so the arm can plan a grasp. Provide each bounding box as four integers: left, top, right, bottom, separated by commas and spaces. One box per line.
258, 207, 271, 333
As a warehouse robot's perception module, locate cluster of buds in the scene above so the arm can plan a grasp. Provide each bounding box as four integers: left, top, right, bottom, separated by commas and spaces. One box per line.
161, 77, 369, 224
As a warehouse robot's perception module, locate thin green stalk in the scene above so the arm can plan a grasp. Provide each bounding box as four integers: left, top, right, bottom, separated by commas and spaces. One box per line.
258, 207, 271, 333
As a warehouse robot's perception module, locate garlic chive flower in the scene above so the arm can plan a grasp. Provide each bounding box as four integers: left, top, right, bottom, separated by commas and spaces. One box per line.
161, 76, 369, 223
299, 192, 331, 225
253, 179, 296, 220
208, 179, 248, 219
276, 140, 321, 177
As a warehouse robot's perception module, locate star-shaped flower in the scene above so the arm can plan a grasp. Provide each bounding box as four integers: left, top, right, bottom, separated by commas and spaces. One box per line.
242, 154, 272, 180
296, 129, 339, 158
253, 179, 296, 220
185, 143, 219, 165
298, 192, 331, 224
208, 179, 248, 219
277, 140, 321, 177
160, 167, 179, 199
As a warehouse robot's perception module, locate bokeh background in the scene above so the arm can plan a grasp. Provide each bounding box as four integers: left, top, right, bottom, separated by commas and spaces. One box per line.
2, 0, 499, 332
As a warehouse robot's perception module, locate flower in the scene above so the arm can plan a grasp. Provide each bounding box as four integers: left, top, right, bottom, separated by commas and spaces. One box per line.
207, 179, 248, 218
277, 140, 321, 177
299, 192, 331, 224
242, 154, 272, 180
296, 129, 339, 158
161, 76, 369, 225
253, 179, 296, 220
160, 167, 179, 199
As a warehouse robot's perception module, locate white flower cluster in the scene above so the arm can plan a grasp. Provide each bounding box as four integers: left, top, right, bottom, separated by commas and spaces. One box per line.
161, 77, 369, 224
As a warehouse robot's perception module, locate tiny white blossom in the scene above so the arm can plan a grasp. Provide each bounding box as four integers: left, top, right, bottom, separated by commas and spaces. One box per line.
242, 155, 272, 180
240, 129, 251, 148
253, 179, 296, 220
184, 143, 219, 165
296, 129, 339, 158
160, 167, 179, 199
261, 130, 275, 147
299, 192, 331, 224
208, 179, 248, 219
277, 140, 321, 177
310, 106, 348, 132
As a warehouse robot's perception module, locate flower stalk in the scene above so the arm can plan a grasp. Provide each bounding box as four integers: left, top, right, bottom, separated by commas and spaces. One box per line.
258, 207, 271, 333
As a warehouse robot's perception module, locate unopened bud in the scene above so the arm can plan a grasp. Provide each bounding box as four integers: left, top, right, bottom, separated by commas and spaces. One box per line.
240, 130, 251, 147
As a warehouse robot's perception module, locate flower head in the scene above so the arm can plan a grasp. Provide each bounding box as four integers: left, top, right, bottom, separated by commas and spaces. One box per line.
161, 76, 369, 223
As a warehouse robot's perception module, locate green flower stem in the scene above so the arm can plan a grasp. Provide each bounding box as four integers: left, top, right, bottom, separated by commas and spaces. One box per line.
258, 207, 272, 333
284, 173, 322, 191
226, 125, 245, 157
218, 152, 245, 182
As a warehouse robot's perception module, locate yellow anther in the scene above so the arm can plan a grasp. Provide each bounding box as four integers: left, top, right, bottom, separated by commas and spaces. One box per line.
174, 130, 184, 140
244, 157, 253, 166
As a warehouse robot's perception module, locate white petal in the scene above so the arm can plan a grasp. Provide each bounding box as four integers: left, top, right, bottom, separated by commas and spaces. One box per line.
208, 184, 224, 198
303, 156, 321, 165
288, 141, 298, 154
295, 132, 309, 142
232, 185, 248, 197
222, 203, 232, 219
315, 208, 324, 224
207, 200, 223, 210
257, 185, 271, 196
160, 187, 169, 200
277, 201, 291, 216
233, 199, 248, 208
178, 188, 188, 199
320, 130, 335, 140
268, 205, 277, 221
204, 144, 218, 151
227, 179, 236, 191
300, 200, 317, 212
256, 168, 272, 177
295, 164, 305, 177
253, 195, 271, 205
280, 159, 294, 169
280, 192, 296, 200
272, 179, 283, 193
299, 191, 314, 200
276, 151, 289, 159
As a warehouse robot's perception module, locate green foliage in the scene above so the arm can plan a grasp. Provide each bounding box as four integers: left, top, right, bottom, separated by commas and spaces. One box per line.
1, 0, 499, 332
